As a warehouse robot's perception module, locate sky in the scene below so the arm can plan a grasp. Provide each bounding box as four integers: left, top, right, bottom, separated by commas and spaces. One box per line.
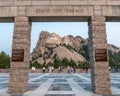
0, 22, 120, 56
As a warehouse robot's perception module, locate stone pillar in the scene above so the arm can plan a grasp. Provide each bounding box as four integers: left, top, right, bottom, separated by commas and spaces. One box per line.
88, 16, 111, 94
8, 16, 31, 94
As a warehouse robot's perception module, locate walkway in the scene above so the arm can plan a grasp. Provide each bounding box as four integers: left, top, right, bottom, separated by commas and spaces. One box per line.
0, 73, 120, 96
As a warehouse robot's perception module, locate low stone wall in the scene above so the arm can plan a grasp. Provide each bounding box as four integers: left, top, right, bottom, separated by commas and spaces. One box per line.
0, 68, 90, 73
1, 68, 120, 73
29, 68, 91, 73
0, 69, 10, 73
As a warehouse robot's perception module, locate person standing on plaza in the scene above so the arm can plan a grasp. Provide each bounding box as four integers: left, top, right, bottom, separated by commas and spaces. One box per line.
31, 66, 36, 73
52, 66, 54, 72
43, 66, 46, 73
73, 67, 76, 73
67, 66, 70, 73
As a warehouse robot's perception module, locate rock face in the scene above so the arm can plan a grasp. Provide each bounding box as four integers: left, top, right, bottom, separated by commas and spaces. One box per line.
32, 31, 50, 57
46, 33, 62, 46
32, 31, 62, 57
52, 46, 85, 62
31, 31, 86, 63
31, 31, 120, 64
62, 35, 84, 51
108, 44, 120, 54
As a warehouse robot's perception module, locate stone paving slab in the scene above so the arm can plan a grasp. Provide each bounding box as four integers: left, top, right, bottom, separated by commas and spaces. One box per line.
0, 73, 120, 96
44, 95, 75, 96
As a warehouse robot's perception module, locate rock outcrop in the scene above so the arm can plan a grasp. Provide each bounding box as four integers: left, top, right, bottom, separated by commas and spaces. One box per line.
31, 31, 120, 64
52, 46, 85, 62
62, 35, 84, 51
31, 31, 86, 63
108, 44, 120, 54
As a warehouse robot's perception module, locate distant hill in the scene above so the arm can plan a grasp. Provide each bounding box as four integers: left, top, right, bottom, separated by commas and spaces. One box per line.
31, 31, 120, 68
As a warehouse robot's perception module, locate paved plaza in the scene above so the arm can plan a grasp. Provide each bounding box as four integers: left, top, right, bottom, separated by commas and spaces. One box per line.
0, 73, 120, 96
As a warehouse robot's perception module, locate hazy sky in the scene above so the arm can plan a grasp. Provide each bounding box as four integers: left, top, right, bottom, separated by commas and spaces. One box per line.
0, 22, 120, 56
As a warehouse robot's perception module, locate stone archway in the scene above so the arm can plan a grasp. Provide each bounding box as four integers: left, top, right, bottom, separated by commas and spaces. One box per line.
1, 0, 120, 95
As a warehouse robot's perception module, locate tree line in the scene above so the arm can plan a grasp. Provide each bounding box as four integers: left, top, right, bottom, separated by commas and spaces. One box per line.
30, 57, 90, 69
0, 47, 120, 69
0, 51, 10, 69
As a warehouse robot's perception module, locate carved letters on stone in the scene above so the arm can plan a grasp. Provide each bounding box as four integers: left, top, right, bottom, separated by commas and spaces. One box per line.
12, 49, 24, 62
26, 6, 90, 16
36, 8, 84, 14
